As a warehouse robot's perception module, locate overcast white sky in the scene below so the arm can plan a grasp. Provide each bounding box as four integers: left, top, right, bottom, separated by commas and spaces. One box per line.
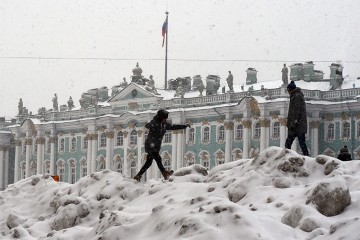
0, 0, 359, 118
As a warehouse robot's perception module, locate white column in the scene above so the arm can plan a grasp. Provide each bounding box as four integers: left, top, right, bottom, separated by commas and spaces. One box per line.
25, 138, 32, 178
49, 136, 56, 175
105, 131, 114, 170
171, 131, 178, 170
311, 121, 319, 157
91, 133, 98, 172
0, 146, 4, 189
260, 119, 267, 152
36, 137, 45, 175
242, 120, 251, 159
123, 131, 129, 177
86, 134, 92, 174
14, 139, 21, 182
176, 130, 184, 169
279, 118, 287, 148
225, 122, 233, 163
137, 130, 143, 172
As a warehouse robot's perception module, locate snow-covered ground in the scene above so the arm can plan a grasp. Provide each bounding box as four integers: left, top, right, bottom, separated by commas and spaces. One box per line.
1, 147, 360, 240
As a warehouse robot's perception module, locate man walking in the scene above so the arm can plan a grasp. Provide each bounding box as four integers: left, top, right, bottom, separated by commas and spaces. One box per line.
285, 81, 309, 156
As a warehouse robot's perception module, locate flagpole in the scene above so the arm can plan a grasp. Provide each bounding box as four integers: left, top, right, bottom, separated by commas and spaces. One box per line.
164, 11, 169, 90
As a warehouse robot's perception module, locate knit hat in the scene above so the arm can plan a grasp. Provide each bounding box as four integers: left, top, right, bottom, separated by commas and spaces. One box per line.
287, 80, 297, 91
156, 109, 169, 120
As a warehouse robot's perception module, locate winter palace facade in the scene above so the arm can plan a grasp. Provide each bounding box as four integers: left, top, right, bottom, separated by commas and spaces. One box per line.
1, 62, 360, 189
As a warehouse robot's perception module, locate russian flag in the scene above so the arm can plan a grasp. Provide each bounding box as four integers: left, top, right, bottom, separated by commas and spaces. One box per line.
162, 16, 168, 47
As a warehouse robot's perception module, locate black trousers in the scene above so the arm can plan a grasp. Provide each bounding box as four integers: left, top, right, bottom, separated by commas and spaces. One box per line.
137, 151, 165, 176
285, 132, 309, 156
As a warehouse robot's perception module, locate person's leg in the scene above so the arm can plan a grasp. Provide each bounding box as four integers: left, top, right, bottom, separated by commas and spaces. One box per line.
135, 153, 154, 177
285, 131, 296, 149
152, 152, 166, 173
297, 133, 309, 156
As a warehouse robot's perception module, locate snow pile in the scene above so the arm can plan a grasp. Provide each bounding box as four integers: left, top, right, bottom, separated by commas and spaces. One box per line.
1, 147, 360, 240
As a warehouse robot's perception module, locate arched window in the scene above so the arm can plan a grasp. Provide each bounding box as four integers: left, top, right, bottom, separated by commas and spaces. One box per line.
43, 160, 50, 174
130, 130, 137, 145
235, 124, 243, 140
203, 126, 210, 142
184, 152, 195, 166
116, 132, 124, 146
114, 155, 123, 173
80, 158, 87, 177
100, 133, 106, 147
164, 132, 172, 143
57, 160, 65, 182
273, 122, 280, 138
188, 127, 195, 143
327, 123, 335, 140
218, 126, 225, 141
59, 138, 65, 152
70, 137, 77, 151
130, 160, 137, 177
342, 122, 350, 138
254, 122, 261, 139
68, 159, 76, 184
83, 136, 88, 150
98, 156, 106, 171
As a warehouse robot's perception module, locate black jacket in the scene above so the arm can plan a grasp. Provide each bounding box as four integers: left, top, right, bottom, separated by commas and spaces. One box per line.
145, 116, 187, 153
287, 88, 308, 134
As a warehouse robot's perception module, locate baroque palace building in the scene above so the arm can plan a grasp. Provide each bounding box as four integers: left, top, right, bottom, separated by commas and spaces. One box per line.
1, 62, 360, 189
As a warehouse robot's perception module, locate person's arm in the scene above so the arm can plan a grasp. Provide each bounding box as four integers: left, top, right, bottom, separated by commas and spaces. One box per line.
145, 120, 157, 131
165, 123, 190, 130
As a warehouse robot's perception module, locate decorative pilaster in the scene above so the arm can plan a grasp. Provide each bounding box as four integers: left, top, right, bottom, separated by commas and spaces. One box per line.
242, 120, 251, 159
91, 133, 98, 172
177, 129, 185, 169
105, 131, 114, 170
14, 139, 22, 182
123, 131, 129, 177
259, 119, 270, 152
279, 118, 287, 148
49, 136, 57, 175
25, 138, 32, 178
0, 145, 4, 189
36, 137, 45, 175
224, 121, 234, 163
171, 130, 178, 171
310, 121, 320, 157
86, 133, 92, 174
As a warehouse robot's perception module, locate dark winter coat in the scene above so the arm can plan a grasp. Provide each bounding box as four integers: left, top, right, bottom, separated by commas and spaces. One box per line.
287, 88, 307, 134
337, 146, 352, 161
145, 114, 187, 153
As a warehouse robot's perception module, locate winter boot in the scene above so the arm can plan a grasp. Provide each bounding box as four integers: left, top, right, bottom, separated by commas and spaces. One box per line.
134, 175, 141, 182
162, 170, 171, 180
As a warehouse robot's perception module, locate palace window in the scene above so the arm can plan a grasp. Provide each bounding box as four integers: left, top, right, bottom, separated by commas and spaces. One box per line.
130, 160, 137, 177
164, 159, 171, 171
218, 126, 225, 142
98, 156, 106, 171
185, 152, 195, 166
235, 124, 243, 140
254, 122, 261, 139
43, 160, 50, 174
130, 130, 137, 145
203, 126, 210, 143
83, 136, 88, 150
116, 132, 124, 146
20, 161, 26, 179
188, 127, 195, 143
70, 137, 76, 152
59, 138, 65, 152
68, 159, 76, 184
203, 159, 210, 170
273, 122, 280, 138
100, 133, 106, 148
57, 160, 65, 182
342, 122, 350, 139
46, 139, 51, 153
327, 123, 335, 140
80, 158, 87, 177
164, 132, 172, 143
114, 155, 123, 174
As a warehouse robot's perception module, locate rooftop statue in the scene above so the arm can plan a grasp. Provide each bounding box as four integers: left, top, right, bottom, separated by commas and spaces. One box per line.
120, 77, 128, 88
18, 98, 23, 115
67, 96, 74, 110
282, 64, 289, 86
174, 81, 185, 98
226, 71, 234, 92
52, 94, 58, 111
145, 75, 158, 94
